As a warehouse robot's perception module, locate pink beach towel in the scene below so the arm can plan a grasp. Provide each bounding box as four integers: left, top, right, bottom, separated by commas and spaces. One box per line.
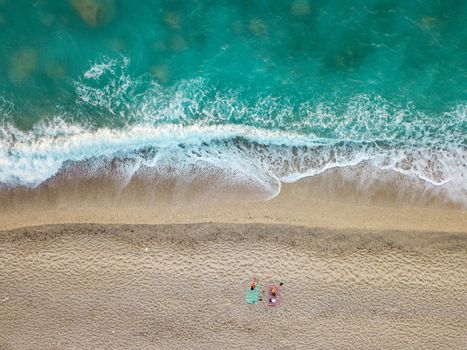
267, 284, 281, 306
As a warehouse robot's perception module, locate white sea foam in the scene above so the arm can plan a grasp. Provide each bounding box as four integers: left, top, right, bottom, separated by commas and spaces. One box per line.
83, 56, 129, 80
1, 57, 466, 206
0, 120, 465, 205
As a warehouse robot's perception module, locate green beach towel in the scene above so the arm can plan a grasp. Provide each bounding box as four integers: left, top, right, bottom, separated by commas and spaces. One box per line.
246, 285, 260, 304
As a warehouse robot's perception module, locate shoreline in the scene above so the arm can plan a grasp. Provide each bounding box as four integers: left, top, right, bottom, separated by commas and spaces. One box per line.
1, 167, 465, 232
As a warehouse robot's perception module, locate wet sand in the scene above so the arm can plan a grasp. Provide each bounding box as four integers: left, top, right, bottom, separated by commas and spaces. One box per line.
1, 223, 466, 349
1, 167, 466, 232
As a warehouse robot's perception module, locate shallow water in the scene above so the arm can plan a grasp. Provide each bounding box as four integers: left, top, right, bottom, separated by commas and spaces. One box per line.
0, 1, 465, 204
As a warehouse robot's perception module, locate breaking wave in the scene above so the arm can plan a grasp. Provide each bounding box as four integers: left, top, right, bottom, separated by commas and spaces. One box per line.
0, 57, 466, 205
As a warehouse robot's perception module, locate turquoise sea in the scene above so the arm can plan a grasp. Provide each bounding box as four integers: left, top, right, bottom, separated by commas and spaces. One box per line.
0, 0, 466, 204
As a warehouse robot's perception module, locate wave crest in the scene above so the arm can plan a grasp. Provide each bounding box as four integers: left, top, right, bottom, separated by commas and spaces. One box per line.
0, 121, 465, 205
0, 57, 466, 206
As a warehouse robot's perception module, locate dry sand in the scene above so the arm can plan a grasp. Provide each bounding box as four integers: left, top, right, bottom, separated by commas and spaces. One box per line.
0, 223, 466, 349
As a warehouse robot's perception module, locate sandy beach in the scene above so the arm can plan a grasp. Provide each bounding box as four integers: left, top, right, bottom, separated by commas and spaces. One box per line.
1, 166, 466, 232
1, 168, 466, 349
1, 223, 466, 349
